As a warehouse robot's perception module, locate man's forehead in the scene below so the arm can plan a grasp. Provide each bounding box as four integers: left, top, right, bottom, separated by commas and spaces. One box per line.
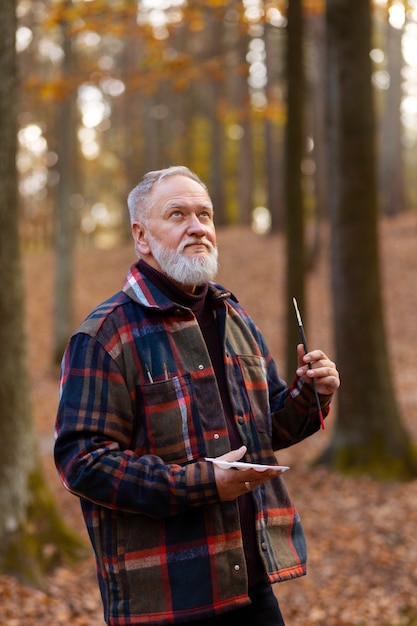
151, 176, 212, 206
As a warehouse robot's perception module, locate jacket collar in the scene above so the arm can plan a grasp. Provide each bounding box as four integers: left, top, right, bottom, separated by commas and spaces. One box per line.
122, 262, 237, 311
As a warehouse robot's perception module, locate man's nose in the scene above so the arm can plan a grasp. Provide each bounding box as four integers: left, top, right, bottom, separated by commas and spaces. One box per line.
187, 213, 206, 235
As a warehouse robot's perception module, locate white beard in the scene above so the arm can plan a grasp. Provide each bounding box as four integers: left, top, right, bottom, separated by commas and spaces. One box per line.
147, 233, 219, 286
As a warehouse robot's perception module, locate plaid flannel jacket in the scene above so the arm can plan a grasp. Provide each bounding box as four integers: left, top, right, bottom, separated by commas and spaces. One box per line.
54, 262, 331, 625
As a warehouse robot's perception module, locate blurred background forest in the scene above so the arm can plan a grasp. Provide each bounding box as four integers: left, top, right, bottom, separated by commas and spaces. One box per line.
16, 0, 417, 247
1, 0, 417, 624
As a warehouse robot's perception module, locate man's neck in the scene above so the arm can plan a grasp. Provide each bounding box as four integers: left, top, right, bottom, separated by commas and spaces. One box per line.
138, 259, 208, 305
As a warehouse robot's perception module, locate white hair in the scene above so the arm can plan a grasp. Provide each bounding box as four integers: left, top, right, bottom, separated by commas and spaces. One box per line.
127, 166, 208, 226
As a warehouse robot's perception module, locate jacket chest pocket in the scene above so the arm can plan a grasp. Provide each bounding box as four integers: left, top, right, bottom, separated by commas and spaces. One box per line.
237, 354, 272, 435
138, 373, 206, 464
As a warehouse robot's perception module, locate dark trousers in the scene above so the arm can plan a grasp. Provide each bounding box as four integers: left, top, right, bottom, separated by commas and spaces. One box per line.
178, 577, 286, 626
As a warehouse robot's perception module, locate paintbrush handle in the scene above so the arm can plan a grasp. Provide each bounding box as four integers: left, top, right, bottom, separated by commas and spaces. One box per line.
292, 298, 325, 430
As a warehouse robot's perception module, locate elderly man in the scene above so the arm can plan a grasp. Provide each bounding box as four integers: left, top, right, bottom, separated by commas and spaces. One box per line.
54, 166, 340, 626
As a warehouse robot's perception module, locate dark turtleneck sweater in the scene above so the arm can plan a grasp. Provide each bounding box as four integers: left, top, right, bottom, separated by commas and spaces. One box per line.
138, 260, 265, 588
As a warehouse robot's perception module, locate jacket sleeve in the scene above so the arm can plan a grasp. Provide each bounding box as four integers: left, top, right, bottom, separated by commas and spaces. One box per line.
261, 332, 332, 450
54, 333, 218, 519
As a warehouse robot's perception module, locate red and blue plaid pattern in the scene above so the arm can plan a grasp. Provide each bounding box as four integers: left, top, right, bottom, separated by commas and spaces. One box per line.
54, 262, 331, 625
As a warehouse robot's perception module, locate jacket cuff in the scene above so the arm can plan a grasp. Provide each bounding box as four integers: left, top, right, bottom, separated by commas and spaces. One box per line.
288, 375, 332, 414
183, 459, 219, 507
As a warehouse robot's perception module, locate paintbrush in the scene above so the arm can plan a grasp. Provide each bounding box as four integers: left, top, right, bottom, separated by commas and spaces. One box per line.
292, 297, 325, 430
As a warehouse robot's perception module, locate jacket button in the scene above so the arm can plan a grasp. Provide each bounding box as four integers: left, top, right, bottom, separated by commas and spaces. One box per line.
213, 433, 220, 439
234, 564, 240, 571
198, 364, 204, 370
261, 542, 268, 551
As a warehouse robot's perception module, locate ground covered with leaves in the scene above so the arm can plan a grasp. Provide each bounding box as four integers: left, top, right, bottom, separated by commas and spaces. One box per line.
2, 213, 417, 626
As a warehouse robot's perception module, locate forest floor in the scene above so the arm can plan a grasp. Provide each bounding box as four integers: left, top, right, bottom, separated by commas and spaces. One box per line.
2, 212, 417, 626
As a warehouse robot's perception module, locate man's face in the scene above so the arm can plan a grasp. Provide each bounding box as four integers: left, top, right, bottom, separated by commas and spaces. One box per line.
132, 175, 218, 292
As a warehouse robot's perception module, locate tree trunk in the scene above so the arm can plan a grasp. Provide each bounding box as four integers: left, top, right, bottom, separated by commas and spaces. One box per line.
0, 0, 34, 549
0, 0, 85, 582
53, 1, 78, 364
235, 32, 253, 227
324, 0, 417, 480
379, 17, 405, 216
264, 19, 285, 233
120, 16, 146, 242
284, 0, 307, 380
202, 4, 226, 224
308, 13, 328, 265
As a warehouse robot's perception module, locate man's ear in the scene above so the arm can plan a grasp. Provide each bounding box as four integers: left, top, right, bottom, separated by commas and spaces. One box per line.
132, 222, 151, 256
